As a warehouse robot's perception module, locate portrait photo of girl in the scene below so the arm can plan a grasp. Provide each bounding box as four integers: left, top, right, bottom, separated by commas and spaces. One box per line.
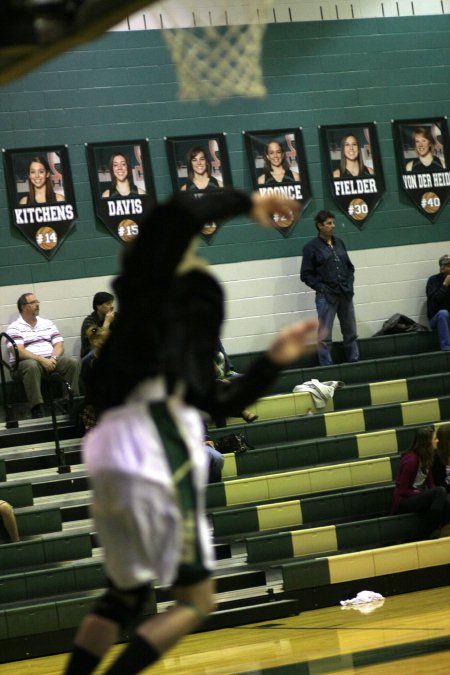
101, 152, 146, 198
402, 124, 446, 173
3, 144, 77, 257
15, 152, 65, 204
180, 145, 224, 194
332, 132, 374, 178
392, 117, 450, 222
326, 127, 375, 178
257, 139, 300, 185
93, 145, 147, 199
244, 128, 311, 234
321, 123, 384, 227
86, 140, 156, 243
165, 133, 232, 238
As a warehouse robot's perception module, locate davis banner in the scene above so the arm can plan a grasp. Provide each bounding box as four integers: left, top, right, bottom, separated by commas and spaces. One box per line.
243, 128, 311, 236
86, 140, 156, 243
320, 123, 385, 228
3, 145, 77, 258
392, 117, 450, 222
165, 133, 232, 240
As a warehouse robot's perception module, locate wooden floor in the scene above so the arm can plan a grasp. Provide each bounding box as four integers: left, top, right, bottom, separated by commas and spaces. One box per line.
2, 586, 450, 674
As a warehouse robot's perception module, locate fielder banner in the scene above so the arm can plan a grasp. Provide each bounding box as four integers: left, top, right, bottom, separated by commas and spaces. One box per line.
392, 118, 450, 222
2, 145, 77, 258
243, 128, 311, 236
320, 123, 385, 228
86, 140, 156, 243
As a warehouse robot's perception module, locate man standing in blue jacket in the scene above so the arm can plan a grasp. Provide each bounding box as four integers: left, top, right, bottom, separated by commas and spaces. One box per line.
300, 210, 359, 366
426, 254, 450, 351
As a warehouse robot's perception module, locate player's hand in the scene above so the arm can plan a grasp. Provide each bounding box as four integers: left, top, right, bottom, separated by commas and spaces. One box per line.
250, 193, 300, 228
267, 319, 318, 366
443, 274, 450, 288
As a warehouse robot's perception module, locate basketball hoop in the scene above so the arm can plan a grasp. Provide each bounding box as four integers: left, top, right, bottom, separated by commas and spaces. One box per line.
160, 1, 270, 102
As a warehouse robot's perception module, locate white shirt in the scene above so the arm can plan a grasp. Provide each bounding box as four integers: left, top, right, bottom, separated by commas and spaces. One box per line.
6, 314, 63, 361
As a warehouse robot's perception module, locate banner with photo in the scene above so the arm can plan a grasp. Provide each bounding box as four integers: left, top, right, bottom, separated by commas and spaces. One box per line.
165, 133, 232, 240
320, 123, 385, 228
3, 145, 77, 258
86, 140, 156, 243
243, 128, 311, 236
392, 118, 450, 222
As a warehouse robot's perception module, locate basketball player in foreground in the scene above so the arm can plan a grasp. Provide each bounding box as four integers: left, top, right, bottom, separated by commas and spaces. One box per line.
64, 188, 317, 674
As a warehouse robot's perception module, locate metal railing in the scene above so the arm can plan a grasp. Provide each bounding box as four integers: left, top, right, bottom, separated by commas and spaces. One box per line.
0, 332, 73, 473
0, 332, 19, 429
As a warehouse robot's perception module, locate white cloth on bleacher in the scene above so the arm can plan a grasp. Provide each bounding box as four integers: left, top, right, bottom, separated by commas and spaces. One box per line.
293, 379, 344, 409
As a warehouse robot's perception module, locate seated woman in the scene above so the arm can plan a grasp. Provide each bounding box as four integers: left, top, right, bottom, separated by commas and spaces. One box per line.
391, 425, 450, 537
433, 424, 450, 492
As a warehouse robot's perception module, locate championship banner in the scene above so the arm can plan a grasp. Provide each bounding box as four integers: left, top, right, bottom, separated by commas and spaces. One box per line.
392, 118, 450, 222
165, 133, 232, 240
320, 123, 384, 228
3, 145, 77, 258
86, 140, 156, 243
243, 128, 311, 236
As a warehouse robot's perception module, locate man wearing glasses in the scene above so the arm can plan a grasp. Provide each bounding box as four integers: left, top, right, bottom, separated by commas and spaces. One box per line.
6, 292, 80, 418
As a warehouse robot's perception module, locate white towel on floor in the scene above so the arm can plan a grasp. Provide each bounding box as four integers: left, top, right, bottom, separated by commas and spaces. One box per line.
340, 590, 385, 614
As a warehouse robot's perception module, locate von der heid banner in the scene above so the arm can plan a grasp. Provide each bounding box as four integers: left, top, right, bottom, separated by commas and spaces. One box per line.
320, 123, 384, 228
86, 140, 156, 243
3, 145, 77, 258
243, 128, 311, 236
392, 118, 450, 222
165, 133, 232, 240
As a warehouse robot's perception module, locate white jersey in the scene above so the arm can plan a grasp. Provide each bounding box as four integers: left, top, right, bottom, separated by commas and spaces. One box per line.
82, 377, 213, 589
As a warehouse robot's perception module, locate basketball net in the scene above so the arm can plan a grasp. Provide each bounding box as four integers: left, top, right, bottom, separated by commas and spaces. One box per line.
160, 1, 270, 102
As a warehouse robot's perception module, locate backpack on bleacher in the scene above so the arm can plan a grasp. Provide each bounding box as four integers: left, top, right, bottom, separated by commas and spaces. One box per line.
374, 313, 429, 336
215, 433, 253, 454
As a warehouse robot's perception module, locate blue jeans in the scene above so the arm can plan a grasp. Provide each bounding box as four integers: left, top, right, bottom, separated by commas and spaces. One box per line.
206, 444, 224, 483
315, 292, 359, 366
429, 309, 450, 350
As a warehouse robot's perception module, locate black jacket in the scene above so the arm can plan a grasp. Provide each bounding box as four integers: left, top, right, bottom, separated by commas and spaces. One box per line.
300, 235, 355, 300
426, 272, 450, 320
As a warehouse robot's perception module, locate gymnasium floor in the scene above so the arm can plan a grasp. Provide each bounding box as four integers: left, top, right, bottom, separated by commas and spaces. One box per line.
2, 585, 449, 674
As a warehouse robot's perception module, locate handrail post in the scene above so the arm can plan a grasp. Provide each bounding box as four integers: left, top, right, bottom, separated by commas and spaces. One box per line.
0, 332, 19, 429
49, 372, 73, 474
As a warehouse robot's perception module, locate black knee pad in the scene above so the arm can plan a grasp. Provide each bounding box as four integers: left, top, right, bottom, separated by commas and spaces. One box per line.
92, 578, 152, 629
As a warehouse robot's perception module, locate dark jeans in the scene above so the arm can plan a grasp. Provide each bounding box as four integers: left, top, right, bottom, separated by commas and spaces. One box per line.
429, 309, 450, 350
315, 292, 359, 366
398, 486, 450, 531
